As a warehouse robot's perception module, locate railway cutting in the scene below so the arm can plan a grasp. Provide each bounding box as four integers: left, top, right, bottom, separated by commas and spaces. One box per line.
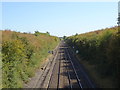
25, 41, 96, 89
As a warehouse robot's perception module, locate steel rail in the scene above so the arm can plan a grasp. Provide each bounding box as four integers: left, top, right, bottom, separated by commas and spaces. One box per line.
67, 47, 95, 88
66, 48, 83, 89
64, 50, 73, 89
57, 51, 61, 89
35, 48, 59, 88
47, 49, 59, 89
37, 45, 60, 88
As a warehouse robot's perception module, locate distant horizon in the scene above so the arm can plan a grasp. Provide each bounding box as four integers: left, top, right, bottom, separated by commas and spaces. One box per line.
2, 2, 118, 37
2, 25, 117, 37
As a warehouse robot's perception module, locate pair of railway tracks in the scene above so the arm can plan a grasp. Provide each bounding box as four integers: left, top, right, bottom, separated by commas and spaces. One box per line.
33, 41, 96, 89
24, 41, 96, 89
35, 42, 83, 89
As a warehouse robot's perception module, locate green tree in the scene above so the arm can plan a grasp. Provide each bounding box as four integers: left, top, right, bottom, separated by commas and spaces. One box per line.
63, 36, 67, 40
46, 31, 50, 35
34, 31, 40, 36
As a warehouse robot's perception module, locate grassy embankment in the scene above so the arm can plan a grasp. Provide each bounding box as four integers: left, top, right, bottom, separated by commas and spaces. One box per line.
66, 26, 120, 88
0, 53, 1, 88
1, 30, 60, 88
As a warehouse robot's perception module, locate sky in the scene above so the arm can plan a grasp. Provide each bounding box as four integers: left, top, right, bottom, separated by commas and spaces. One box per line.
2, 2, 118, 37
118, 1, 120, 13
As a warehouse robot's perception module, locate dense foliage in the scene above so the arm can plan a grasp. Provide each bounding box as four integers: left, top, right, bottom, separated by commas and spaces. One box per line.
66, 26, 119, 87
2, 30, 59, 88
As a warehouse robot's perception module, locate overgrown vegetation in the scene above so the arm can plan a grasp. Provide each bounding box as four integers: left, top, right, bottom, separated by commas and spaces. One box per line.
2, 30, 59, 88
66, 26, 119, 87
34, 31, 50, 36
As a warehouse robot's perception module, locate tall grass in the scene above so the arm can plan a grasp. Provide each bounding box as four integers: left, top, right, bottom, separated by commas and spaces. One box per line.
2, 30, 60, 88
66, 26, 119, 87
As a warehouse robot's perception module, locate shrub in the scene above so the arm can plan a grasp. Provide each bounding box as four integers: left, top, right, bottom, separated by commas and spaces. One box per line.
66, 26, 118, 86
2, 30, 60, 88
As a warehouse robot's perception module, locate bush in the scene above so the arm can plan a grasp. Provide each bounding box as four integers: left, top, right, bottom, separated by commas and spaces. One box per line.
66, 26, 119, 86
2, 30, 60, 88
2, 40, 27, 87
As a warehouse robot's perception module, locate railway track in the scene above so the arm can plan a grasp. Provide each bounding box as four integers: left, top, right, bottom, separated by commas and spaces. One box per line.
65, 48, 83, 89
33, 41, 95, 89
34, 43, 60, 88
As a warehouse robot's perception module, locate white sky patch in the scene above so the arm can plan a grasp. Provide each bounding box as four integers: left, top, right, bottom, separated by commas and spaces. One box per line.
1, 0, 119, 2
